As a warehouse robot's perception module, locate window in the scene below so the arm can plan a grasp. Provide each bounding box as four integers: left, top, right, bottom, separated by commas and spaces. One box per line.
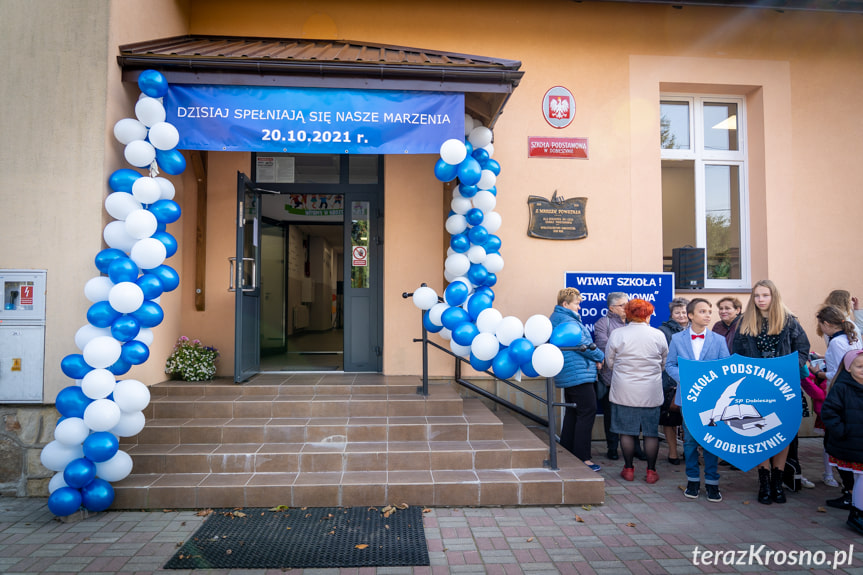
661, 95, 748, 289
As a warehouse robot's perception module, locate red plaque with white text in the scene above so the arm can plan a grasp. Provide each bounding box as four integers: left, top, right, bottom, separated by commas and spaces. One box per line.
528, 137, 589, 159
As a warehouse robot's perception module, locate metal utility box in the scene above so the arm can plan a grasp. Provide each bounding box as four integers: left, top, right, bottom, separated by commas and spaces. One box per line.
0, 270, 46, 403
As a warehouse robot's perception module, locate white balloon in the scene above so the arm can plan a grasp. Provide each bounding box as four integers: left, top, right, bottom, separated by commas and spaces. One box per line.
108, 282, 144, 314
134, 327, 154, 346
40, 440, 84, 472
130, 237, 167, 270
83, 336, 122, 369
464, 114, 475, 137
105, 191, 143, 221
484, 253, 505, 274
444, 253, 471, 277
124, 140, 156, 168
48, 472, 68, 494
524, 315, 553, 346
103, 220, 137, 253
472, 190, 497, 213
54, 417, 90, 446
477, 170, 497, 190
75, 324, 111, 351
445, 214, 468, 235
428, 302, 449, 326
451, 197, 472, 215
443, 269, 457, 283
124, 209, 158, 239
440, 138, 468, 165
110, 410, 146, 437
467, 245, 487, 264
483, 211, 502, 234
476, 308, 503, 334
533, 343, 565, 377
483, 143, 494, 157
113, 379, 150, 413
451, 186, 463, 199
412, 286, 438, 310
95, 450, 133, 482
438, 327, 452, 341
113, 118, 148, 145
81, 369, 116, 400
147, 121, 179, 150
471, 332, 500, 361
450, 339, 471, 358
135, 96, 166, 127
496, 316, 525, 346
84, 276, 114, 303
83, 399, 122, 433
132, 177, 161, 205
155, 176, 175, 200
468, 126, 493, 148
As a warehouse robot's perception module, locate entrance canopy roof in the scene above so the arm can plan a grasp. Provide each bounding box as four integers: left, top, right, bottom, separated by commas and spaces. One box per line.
118, 35, 524, 128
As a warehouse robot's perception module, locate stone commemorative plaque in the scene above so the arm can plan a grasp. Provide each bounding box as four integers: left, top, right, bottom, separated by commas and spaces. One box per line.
527, 192, 587, 240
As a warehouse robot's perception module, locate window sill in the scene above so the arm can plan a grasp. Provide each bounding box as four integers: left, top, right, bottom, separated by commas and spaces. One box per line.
674, 287, 751, 294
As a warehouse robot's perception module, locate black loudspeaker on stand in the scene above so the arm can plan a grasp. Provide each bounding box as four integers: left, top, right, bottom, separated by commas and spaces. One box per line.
672, 247, 705, 289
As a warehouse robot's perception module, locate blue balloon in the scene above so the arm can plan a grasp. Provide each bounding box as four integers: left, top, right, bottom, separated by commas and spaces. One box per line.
492, 349, 519, 380
444, 281, 469, 306
60, 354, 92, 379
487, 186, 497, 196
146, 265, 179, 292
485, 159, 501, 176
467, 292, 493, 321
108, 257, 139, 284
55, 386, 92, 418
450, 233, 470, 253
422, 311, 443, 333
458, 184, 478, 198
110, 315, 140, 343
137, 69, 168, 98
151, 231, 177, 258
48, 487, 82, 517
472, 148, 490, 163
452, 321, 480, 346
95, 248, 127, 274
521, 361, 539, 378
434, 158, 458, 182
131, 301, 164, 328
87, 301, 122, 328
484, 235, 502, 254
457, 157, 482, 186
136, 273, 164, 301
121, 340, 150, 365
465, 208, 484, 227
474, 286, 495, 302
441, 306, 470, 330
467, 225, 489, 246
155, 149, 186, 175
149, 199, 181, 224
463, 140, 474, 156
467, 263, 489, 286
108, 357, 132, 376
483, 272, 498, 287
83, 432, 119, 463
469, 352, 493, 372
550, 321, 584, 347
81, 478, 115, 512
108, 169, 142, 193
64, 458, 97, 489
156, 222, 167, 233
509, 338, 536, 366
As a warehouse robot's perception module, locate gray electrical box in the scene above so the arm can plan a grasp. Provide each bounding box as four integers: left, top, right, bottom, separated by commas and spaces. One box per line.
0, 270, 46, 403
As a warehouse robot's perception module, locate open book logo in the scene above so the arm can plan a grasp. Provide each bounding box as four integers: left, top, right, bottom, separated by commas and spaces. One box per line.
698, 377, 782, 437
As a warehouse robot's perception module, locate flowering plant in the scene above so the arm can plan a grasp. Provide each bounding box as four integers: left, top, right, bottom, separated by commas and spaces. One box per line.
165, 336, 220, 381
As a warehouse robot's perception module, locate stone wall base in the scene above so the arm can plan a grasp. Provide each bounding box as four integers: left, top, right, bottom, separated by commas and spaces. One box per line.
0, 405, 58, 497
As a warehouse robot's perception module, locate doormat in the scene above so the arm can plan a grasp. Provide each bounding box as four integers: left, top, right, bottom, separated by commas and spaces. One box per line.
164, 505, 430, 569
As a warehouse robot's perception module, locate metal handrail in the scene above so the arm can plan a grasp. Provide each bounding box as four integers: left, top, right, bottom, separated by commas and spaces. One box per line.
402, 287, 594, 471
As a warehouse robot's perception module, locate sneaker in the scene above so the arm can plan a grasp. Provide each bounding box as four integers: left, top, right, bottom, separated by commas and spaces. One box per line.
620, 467, 635, 481
645, 469, 659, 484
823, 473, 840, 488
684, 481, 700, 499
706, 484, 722, 502
801, 476, 815, 489
827, 491, 852, 510
586, 462, 602, 472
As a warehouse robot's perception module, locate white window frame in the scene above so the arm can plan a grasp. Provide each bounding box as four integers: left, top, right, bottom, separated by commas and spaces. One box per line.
661, 94, 750, 290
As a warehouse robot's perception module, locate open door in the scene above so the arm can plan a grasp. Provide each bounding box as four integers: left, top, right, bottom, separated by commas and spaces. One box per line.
232, 172, 261, 382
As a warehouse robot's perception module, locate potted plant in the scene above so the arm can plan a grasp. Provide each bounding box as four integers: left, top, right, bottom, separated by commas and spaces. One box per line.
165, 336, 220, 381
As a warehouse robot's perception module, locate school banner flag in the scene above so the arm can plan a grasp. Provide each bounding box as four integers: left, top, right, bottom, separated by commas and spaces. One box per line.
679, 353, 801, 472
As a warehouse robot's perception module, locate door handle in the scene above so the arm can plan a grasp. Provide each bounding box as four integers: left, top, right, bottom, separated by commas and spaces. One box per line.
228, 257, 238, 292
241, 257, 256, 292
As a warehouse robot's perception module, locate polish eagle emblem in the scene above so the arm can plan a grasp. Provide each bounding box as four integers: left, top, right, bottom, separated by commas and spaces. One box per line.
549, 96, 571, 120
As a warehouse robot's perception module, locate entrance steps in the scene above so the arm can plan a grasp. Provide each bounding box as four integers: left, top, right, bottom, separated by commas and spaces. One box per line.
113, 374, 604, 509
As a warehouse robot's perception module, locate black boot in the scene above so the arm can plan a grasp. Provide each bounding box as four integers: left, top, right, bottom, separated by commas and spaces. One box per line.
758, 468, 772, 505
827, 490, 852, 510
771, 467, 786, 503
847, 506, 863, 536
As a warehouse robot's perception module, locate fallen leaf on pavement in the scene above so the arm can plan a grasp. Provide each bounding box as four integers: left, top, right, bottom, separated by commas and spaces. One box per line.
817, 506, 827, 513
581, 505, 592, 511
575, 515, 584, 523
527, 537, 534, 542
355, 544, 369, 549
625, 522, 636, 527
196, 509, 213, 517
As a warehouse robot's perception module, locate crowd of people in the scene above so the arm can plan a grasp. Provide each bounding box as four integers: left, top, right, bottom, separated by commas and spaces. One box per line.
550, 284, 863, 536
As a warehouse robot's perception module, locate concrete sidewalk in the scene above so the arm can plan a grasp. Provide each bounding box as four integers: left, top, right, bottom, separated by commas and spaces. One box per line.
1, 437, 860, 574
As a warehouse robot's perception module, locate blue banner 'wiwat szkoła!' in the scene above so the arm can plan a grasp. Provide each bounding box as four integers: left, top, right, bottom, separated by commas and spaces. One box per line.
164, 85, 464, 155
679, 353, 801, 472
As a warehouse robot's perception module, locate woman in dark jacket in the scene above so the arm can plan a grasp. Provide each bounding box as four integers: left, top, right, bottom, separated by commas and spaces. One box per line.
821, 349, 863, 535
658, 298, 688, 464
550, 287, 605, 471
732, 280, 810, 505
712, 296, 743, 352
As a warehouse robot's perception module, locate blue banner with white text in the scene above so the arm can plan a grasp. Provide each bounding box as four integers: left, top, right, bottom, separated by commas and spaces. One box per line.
164, 85, 464, 154
564, 272, 674, 334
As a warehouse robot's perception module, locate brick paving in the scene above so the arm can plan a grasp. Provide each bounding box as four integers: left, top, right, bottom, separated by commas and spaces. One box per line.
1, 437, 861, 574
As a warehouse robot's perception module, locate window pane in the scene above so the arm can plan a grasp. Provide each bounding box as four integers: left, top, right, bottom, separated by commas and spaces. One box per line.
349, 156, 379, 184
705, 165, 741, 279
660, 101, 690, 150
661, 160, 696, 271
704, 103, 739, 151
350, 201, 370, 288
